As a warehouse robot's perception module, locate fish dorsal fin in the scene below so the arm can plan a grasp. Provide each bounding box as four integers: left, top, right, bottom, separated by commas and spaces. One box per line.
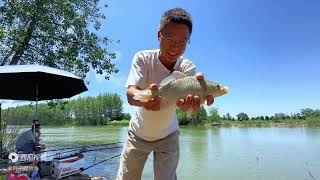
159, 71, 188, 87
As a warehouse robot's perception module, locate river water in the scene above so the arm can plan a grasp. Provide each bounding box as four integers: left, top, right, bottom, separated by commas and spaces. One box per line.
40, 126, 320, 180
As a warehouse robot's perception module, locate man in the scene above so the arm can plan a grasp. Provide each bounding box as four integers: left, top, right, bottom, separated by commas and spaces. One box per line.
15, 120, 45, 153
117, 8, 214, 180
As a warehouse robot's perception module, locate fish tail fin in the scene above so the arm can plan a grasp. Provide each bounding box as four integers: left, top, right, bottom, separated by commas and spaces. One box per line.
133, 89, 153, 101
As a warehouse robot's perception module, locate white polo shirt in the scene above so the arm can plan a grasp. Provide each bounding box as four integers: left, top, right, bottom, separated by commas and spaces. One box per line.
125, 49, 196, 141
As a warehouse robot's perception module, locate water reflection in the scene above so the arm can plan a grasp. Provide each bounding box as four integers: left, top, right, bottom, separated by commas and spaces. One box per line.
40, 127, 320, 180
305, 127, 320, 137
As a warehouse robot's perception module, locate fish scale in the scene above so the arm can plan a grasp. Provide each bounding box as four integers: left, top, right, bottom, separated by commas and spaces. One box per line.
133, 72, 228, 107
157, 76, 222, 105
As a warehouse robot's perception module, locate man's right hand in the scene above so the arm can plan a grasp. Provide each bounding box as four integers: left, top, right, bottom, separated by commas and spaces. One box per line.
141, 83, 161, 111
127, 84, 161, 111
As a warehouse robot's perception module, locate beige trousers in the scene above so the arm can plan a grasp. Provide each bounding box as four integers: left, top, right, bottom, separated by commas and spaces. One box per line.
116, 130, 180, 180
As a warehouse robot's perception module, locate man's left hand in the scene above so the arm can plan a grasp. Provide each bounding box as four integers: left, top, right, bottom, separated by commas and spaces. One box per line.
176, 72, 214, 112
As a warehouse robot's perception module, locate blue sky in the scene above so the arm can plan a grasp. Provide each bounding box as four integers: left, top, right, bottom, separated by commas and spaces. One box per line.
84, 0, 320, 117
3, 0, 320, 117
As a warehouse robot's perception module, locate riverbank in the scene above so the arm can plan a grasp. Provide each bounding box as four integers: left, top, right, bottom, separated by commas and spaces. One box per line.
107, 118, 320, 128
204, 117, 320, 128
11, 117, 320, 128
204, 120, 306, 128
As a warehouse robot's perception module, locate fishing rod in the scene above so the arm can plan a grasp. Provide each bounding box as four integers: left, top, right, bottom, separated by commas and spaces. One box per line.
80, 146, 122, 154
43, 145, 123, 159
42, 141, 124, 153
82, 153, 121, 171
306, 162, 317, 180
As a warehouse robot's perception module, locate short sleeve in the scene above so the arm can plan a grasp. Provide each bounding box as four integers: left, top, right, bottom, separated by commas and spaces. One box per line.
180, 59, 196, 76
125, 52, 148, 89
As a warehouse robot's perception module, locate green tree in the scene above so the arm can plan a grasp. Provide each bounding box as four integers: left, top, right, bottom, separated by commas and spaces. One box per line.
121, 113, 131, 120
291, 113, 303, 120
274, 113, 287, 120
207, 107, 220, 123
176, 109, 189, 125
301, 108, 320, 118
188, 106, 208, 126
236, 112, 249, 121
225, 113, 232, 121
97, 93, 123, 122
0, 0, 118, 79
0, 108, 20, 159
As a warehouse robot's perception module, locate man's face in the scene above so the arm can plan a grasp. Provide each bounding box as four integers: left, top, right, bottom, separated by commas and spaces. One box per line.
158, 22, 190, 64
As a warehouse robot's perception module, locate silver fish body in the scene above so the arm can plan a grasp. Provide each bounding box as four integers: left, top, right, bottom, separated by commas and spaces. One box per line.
135, 75, 228, 106
156, 76, 228, 105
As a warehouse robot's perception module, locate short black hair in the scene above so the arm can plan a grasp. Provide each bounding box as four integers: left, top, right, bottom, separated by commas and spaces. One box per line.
160, 7, 193, 35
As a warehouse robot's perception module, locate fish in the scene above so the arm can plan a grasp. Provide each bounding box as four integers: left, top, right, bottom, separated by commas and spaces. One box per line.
133, 71, 228, 107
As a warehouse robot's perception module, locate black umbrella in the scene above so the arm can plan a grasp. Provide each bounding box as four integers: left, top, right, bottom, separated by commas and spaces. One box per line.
0, 65, 87, 101
0, 64, 88, 156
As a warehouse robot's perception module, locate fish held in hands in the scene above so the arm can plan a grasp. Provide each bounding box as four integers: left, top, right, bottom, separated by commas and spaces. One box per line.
133, 71, 228, 106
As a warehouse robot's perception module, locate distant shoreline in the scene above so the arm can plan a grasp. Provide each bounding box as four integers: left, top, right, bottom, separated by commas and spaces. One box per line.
107, 119, 320, 128
12, 119, 320, 128
203, 120, 316, 128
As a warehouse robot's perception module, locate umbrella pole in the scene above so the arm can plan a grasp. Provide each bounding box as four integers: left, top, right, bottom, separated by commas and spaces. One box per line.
34, 96, 38, 151
36, 82, 39, 120
33, 82, 39, 154
0, 103, 2, 159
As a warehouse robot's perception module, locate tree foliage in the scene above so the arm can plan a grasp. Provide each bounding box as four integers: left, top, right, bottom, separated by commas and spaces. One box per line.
176, 107, 320, 126
189, 106, 208, 125
0, 0, 118, 79
2, 93, 130, 126
225, 113, 232, 121
0, 104, 21, 158
301, 108, 320, 118
236, 112, 249, 121
207, 107, 220, 123
274, 113, 287, 120
176, 108, 189, 125
176, 106, 209, 126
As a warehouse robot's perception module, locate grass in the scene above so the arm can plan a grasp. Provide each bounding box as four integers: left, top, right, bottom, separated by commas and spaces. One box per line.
108, 119, 130, 126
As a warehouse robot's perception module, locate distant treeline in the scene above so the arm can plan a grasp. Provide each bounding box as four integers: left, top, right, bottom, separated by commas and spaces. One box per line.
2, 94, 319, 127
1, 93, 131, 126
177, 107, 320, 126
